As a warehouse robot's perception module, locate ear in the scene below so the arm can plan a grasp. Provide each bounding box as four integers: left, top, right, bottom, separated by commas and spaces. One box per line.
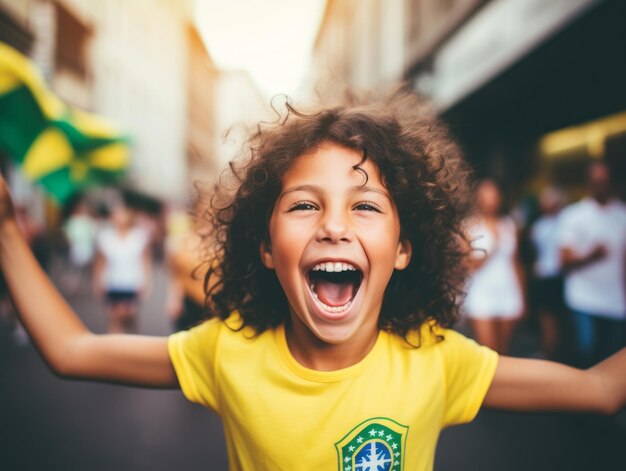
394, 239, 412, 270
259, 240, 274, 269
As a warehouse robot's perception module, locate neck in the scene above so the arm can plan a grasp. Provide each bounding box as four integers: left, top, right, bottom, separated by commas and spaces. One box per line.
285, 319, 379, 371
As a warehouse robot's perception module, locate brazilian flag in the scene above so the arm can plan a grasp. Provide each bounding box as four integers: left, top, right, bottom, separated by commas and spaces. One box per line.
0, 42, 130, 203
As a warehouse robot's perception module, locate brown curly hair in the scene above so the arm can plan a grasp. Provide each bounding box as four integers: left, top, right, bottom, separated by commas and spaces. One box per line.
200, 89, 473, 339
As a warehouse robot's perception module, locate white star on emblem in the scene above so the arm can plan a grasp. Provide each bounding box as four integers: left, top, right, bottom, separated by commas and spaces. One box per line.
345, 466, 351, 471
369, 430, 377, 437
348, 445, 355, 452
392, 443, 398, 449
386, 434, 393, 441
344, 456, 350, 463
395, 452, 400, 457
378, 430, 385, 437
356, 437, 364, 443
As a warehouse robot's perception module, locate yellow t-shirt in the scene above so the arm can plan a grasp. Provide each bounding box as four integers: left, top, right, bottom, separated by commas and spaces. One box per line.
168, 318, 498, 471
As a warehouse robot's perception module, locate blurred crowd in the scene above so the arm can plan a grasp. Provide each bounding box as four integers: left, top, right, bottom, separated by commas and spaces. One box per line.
1, 159, 625, 367
464, 160, 626, 367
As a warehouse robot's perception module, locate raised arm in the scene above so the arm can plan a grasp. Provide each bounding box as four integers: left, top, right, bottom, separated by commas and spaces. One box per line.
484, 349, 626, 414
0, 176, 178, 388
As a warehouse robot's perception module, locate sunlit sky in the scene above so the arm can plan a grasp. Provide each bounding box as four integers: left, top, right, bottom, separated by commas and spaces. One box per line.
194, 0, 327, 99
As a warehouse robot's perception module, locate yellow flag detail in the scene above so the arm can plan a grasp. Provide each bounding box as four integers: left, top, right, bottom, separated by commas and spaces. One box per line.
70, 159, 89, 181
22, 128, 73, 179
0, 42, 65, 119
88, 142, 130, 170
0, 72, 20, 95
71, 107, 124, 139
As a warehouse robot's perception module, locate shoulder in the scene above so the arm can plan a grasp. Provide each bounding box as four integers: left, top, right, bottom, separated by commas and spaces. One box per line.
466, 216, 486, 235
531, 215, 551, 235
96, 226, 115, 244
402, 323, 498, 403
169, 314, 267, 352
559, 199, 590, 223
610, 200, 626, 219
499, 216, 518, 233
404, 322, 486, 353
131, 227, 150, 243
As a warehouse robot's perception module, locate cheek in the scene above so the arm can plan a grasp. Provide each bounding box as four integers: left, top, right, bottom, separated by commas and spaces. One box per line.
269, 223, 307, 273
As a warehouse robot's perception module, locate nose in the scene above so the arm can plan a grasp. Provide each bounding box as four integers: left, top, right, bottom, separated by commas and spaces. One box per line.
316, 208, 353, 244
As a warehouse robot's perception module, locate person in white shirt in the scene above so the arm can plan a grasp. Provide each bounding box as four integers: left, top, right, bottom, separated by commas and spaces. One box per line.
558, 162, 626, 366
529, 187, 567, 360
93, 205, 151, 334
63, 199, 97, 294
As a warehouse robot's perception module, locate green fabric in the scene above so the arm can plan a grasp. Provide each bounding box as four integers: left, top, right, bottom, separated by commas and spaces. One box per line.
0, 84, 48, 161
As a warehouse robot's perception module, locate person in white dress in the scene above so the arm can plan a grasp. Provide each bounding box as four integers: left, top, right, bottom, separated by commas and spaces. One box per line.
464, 180, 525, 354
93, 205, 151, 333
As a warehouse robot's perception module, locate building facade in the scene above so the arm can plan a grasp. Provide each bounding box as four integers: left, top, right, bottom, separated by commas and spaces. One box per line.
1, 0, 195, 204
310, 0, 626, 199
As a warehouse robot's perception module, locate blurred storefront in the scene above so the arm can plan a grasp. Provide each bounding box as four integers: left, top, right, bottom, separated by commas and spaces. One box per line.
311, 0, 626, 201
423, 0, 626, 200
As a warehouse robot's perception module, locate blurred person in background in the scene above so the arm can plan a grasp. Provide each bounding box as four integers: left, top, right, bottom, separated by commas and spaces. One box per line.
558, 161, 626, 366
62, 196, 97, 295
529, 186, 568, 360
165, 206, 209, 332
464, 179, 525, 354
93, 204, 151, 333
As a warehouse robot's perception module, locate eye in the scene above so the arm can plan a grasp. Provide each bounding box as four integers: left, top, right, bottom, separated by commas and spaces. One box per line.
287, 201, 318, 212
354, 201, 382, 212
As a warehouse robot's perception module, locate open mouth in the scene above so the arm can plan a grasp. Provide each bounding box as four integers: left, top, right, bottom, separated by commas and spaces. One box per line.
307, 262, 363, 313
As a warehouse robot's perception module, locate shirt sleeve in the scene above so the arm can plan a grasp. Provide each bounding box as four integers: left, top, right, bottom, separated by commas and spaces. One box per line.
438, 329, 498, 427
168, 319, 222, 411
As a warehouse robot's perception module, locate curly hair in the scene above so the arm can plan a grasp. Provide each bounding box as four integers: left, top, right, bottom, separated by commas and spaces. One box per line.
200, 89, 473, 340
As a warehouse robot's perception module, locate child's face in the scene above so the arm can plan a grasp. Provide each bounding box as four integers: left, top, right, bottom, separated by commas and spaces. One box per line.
261, 142, 412, 347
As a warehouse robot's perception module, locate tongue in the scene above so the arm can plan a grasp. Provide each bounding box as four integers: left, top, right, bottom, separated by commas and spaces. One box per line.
314, 279, 354, 307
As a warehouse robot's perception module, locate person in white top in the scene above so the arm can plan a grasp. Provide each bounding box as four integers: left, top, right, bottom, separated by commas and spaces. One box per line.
93, 205, 151, 334
558, 162, 626, 365
529, 187, 567, 360
62, 199, 97, 294
464, 180, 525, 354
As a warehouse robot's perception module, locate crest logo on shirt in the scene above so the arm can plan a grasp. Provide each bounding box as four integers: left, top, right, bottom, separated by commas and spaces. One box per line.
335, 417, 408, 471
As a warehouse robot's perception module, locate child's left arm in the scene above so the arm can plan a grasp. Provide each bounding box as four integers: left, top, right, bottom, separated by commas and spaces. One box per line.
483, 349, 626, 414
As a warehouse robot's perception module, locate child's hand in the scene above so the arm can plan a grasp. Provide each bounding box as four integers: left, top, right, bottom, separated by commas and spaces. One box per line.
0, 174, 16, 226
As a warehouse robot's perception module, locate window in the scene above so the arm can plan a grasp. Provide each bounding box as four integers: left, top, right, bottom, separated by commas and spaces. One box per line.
54, 2, 92, 80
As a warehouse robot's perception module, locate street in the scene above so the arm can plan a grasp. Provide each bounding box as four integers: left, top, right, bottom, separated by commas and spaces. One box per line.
1, 257, 624, 470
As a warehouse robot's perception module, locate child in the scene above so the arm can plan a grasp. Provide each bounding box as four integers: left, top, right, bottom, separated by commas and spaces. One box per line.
0, 91, 624, 471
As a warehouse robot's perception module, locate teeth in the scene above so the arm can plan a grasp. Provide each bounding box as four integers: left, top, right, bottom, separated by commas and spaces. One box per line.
311, 262, 357, 272
310, 290, 352, 313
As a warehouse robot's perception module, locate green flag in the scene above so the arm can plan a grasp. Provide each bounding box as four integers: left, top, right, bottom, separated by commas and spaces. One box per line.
0, 42, 131, 203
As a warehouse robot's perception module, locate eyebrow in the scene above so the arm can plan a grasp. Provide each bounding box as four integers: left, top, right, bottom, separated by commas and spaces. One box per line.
279, 184, 392, 202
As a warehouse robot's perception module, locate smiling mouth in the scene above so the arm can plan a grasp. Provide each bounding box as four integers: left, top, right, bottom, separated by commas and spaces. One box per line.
307, 262, 363, 313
